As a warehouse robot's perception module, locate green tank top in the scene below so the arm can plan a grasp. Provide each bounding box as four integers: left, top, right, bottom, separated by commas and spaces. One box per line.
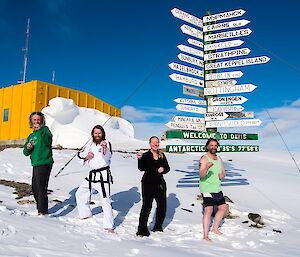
199, 154, 222, 193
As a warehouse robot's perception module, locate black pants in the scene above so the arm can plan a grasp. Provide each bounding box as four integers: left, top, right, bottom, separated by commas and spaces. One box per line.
32, 165, 52, 214
136, 183, 167, 236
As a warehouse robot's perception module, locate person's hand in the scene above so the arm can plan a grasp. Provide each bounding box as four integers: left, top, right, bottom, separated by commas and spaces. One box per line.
27, 143, 33, 150
86, 152, 94, 160
158, 167, 164, 173
136, 151, 143, 159
100, 141, 107, 155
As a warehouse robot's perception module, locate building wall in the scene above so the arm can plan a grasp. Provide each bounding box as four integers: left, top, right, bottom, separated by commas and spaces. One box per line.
0, 80, 121, 141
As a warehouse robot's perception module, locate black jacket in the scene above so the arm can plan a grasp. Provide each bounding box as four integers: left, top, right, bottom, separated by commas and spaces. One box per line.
138, 150, 170, 184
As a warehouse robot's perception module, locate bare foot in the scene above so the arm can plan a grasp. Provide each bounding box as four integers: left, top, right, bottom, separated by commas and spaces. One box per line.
203, 237, 212, 242
212, 229, 223, 235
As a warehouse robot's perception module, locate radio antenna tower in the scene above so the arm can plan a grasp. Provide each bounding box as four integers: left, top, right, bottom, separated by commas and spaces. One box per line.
19, 18, 30, 84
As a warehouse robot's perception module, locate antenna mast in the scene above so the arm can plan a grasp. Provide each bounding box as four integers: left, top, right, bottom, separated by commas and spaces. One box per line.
20, 18, 30, 83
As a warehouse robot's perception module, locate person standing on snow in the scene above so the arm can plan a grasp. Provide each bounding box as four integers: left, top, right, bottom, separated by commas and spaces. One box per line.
136, 136, 170, 237
76, 125, 114, 233
23, 112, 54, 215
199, 138, 227, 242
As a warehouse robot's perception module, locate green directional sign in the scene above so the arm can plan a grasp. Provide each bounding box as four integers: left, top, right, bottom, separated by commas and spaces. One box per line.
166, 144, 259, 153
165, 130, 258, 140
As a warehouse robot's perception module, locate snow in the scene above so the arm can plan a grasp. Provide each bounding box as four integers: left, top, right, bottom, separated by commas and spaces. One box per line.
1, 98, 300, 256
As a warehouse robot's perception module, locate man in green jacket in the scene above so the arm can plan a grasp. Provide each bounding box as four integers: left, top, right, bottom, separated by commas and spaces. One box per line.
23, 112, 54, 215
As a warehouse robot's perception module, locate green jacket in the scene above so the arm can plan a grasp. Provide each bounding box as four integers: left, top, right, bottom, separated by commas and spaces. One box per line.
23, 126, 54, 167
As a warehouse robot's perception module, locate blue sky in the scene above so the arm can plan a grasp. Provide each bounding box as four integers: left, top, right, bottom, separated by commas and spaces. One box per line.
1, 0, 300, 151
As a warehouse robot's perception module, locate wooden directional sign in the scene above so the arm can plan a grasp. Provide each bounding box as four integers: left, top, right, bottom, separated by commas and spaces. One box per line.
176, 104, 206, 114
226, 112, 254, 118
165, 122, 206, 131
180, 24, 203, 40
205, 112, 229, 121
174, 98, 206, 106
204, 28, 251, 42
207, 105, 244, 113
203, 19, 250, 32
205, 71, 243, 80
204, 47, 250, 61
171, 8, 203, 28
178, 53, 203, 67
166, 130, 258, 140
178, 44, 203, 57
173, 115, 205, 124
206, 118, 262, 128
169, 62, 203, 77
187, 38, 203, 49
183, 85, 204, 97
203, 9, 246, 23
170, 73, 204, 87
204, 84, 256, 95
166, 144, 259, 153
208, 96, 248, 105
204, 39, 244, 51
205, 56, 270, 70
206, 79, 237, 87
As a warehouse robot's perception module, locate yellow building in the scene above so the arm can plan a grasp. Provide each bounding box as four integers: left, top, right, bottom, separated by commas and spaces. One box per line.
0, 80, 121, 144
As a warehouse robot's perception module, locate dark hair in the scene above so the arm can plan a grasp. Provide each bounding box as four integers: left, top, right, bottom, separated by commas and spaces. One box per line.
205, 138, 219, 151
29, 112, 45, 128
149, 136, 159, 144
91, 125, 106, 141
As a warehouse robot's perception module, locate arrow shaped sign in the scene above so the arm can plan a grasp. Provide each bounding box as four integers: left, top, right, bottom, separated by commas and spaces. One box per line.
208, 96, 248, 105
174, 98, 206, 106
206, 119, 262, 128
178, 44, 203, 57
176, 104, 206, 114
203, 19, 250, 32
183, 85, 204, 97
169, 62, 203, 77
204, 84, 256, 95
205, 56, 270, 70
171, 8, 203, 28
203, 9, 246, 23
187, 38, 203, 49
205, 71, 243, 80
166, 121, 206, 131
226, 112, 254, 118
170, 73, 204, 87
206, 79, 237, 88
207, 105, 244, 113
205, 112, 229, 121
204, 47, 250, 61
180, 24, 203, 39
178, 53, 203, 67
204, 39, 244, 51
204, 28, 251, 42
173, 115, 205, 124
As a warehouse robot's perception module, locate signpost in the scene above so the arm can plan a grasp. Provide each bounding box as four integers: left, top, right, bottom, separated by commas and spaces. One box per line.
171, 8, 203, 28
174, 98, 206, 105
226, 112, 254, 118
204, 39, 244, 51
203, 9, 246, 22
180, 25, 203, 40
177, 44, 203, 57
206, 119, 262, 128
170, 73, 204, 87
165, 122, 206, 131
176, 104, 206, 114
204, 84, 256, 95
173, 115, 205, 124
178, 53, 203, 67
204, 28, 251, 42
187, 38, 203, 48
169, 62, 203, 77
207, 95, 248, 105
205, 112, 229, 121
207, 105, 244, 113
206, 79, 237, 87
182, 85, 204, 97
203, 19, 250, 32
204, 47, 250, 61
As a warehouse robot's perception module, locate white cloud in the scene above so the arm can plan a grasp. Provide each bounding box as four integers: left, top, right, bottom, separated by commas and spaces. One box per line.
131, 122, 167, 140
291, 98, 300, 107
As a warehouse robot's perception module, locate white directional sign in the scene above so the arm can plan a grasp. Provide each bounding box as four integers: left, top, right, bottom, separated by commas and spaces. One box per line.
204, 84, 256, 95
173, 115, 205, 124
169, 63, 203, 77
178, 53, 203, 67
203, 19, 250, 32
205, 56, 270, 70
204, 28, 251, 42
208, 96, 248, 105
207, 105, 244, 113
183, 85, 204, 97
204, 48, 250, 61
176, 104, 206, 114
204, 39, 244, 51
226, 112, 254, 118
166, 121, 206, 131
187, 38, 203, 49
174, 98, 206, 106
178, 44, 203, 57
205, 71, 243, 81
206, 79, 237, 87
203, 9, 246, 23
170, 73, 204, 87
206, 119, 262, 128
205, 112, 229, 121
171, 8, 203, 28
180, 24, 203, 40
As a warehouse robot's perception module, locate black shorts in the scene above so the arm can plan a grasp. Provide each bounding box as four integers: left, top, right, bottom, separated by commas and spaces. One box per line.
202, 191, 226, 208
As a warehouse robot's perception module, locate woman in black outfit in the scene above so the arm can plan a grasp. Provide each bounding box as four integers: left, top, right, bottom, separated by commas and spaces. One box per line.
136, 136, 170, 237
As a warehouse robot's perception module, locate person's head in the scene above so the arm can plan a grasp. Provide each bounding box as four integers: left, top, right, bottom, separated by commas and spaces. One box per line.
205, 138, 219, 155
149, 136, 160, 152
29, 112, 45, 130
91, 125, 106, 144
